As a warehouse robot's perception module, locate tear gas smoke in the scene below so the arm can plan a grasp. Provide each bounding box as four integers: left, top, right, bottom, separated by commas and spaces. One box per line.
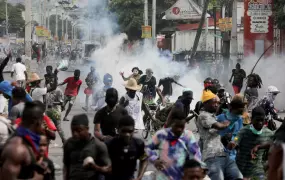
77, 0, 204, 108
237, 55, 285, 109
91, 35, 204, 109
78, 0, 285, 110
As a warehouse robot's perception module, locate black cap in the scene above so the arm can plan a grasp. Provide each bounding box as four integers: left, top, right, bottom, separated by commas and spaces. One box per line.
183, 90, 193, 99
71, 114, 89, 127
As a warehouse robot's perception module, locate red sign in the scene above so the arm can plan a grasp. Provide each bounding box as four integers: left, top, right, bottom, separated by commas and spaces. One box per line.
172, 7, 180, 15
244, 0, 274, 58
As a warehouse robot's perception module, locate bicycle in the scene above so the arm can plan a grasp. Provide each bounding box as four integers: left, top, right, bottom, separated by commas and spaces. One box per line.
141, 103, 165, 139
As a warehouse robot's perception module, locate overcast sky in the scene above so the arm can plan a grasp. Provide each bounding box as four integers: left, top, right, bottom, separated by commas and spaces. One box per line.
8, 0, 24, 4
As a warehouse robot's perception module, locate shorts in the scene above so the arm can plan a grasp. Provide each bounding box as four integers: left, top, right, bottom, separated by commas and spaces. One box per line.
64, 95, 76, 105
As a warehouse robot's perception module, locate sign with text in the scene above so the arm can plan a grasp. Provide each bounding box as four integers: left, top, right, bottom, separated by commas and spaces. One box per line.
164, 0, 203, 20
243, 0, 274, 58
35, 26, 50, 37
219, 18, 232, 32
247, 0, 272, 33
141, 26, 152, 38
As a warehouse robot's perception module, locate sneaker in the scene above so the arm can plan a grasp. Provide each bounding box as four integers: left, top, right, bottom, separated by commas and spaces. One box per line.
63, 117, 69, 121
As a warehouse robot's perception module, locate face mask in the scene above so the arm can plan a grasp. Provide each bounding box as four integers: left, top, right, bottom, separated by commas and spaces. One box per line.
182, 98, 192, 105
146, 72, 152, 78
250, 124, 263, 135
127, 90, 136, 98
106, 97, 117, 108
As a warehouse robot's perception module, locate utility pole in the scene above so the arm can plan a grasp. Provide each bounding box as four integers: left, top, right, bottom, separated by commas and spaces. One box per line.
5, 0, 8, 36
144, 0, 148, 26
24, 0, 32, 75
152, 0, 156, 43
190, 0, 211, 62
213, 6, 217, 60
62, 13, 64, 42
66, 17, 68, 40
55, 6, 58, 40
231, 0, 238, 60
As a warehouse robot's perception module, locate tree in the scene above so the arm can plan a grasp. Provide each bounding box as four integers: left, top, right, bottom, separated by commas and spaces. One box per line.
190, 0, 211, 62
274, 0, 285, 29
109, 0, 144, 40
0, 2, 25, 35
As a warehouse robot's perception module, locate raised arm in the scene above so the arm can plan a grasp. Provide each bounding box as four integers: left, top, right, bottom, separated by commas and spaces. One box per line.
47, 70, 58, 93
0, 54, 11, 72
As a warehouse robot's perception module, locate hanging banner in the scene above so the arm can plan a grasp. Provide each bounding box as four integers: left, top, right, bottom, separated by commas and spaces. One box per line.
35, 26, 44, 36
164, 0, 204, 20
141, 26, 152, 38
35, 26, 50, 37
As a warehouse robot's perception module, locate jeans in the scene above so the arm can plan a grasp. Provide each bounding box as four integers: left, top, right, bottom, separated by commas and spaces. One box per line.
205, 156, 243, 180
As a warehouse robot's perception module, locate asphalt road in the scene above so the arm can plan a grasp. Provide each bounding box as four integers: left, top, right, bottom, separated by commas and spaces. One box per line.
3, 58, 284, 180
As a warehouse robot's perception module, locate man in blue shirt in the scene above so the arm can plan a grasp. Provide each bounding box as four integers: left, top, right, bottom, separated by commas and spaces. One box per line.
216, 95, 245, 160
0, 80, 32, 113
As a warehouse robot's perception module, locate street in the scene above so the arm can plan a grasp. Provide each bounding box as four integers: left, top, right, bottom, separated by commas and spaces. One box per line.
3, 58, 284, 180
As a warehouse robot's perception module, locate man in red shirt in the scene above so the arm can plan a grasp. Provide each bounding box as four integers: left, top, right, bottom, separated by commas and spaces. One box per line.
59, 69, 82, 121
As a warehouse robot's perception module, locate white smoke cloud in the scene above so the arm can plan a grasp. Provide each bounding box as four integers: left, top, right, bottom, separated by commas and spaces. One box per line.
91, 35, 204, 109
238, 55, 285, 109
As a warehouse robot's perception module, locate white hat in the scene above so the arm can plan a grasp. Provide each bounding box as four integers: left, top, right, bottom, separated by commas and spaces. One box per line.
268, 86, 280, 93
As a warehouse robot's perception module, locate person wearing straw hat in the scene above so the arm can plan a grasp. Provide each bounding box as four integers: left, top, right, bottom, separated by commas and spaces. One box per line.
120, 78, 145, 130
28, 70, 58, 103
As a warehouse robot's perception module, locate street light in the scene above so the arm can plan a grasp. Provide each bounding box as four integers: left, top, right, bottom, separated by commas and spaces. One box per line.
55, 2, 59, 40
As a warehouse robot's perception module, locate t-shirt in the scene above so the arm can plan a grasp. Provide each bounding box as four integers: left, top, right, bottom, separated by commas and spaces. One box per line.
11, 63, 26, 81
232, 69, 246, 87
94, 106, 128, 137
106, 137, 147, 180
44, 74, 57, 88
30, 87, 47, 103
64, 77, 82, 96
0, 117, 10, 145
9, 102, 25, 122
236, 126, 273, 178
124, 92, 144, 130
196, 111, 226, 161
158, 77, 175, 96
63, 136, 111, 180
0, 94, 8, 115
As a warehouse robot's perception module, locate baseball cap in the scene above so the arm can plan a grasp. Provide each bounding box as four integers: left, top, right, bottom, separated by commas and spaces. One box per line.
0, 80, 13, 97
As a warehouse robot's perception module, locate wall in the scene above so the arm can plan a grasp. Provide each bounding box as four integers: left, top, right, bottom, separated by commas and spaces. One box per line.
172, 29, 244, 53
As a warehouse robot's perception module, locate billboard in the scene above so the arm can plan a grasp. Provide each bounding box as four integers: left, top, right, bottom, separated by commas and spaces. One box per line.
244, 0, 274, 58
164, 0, 203, 20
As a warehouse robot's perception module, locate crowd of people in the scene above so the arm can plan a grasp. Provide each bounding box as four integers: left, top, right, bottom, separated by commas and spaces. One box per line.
0, 53, 284, 180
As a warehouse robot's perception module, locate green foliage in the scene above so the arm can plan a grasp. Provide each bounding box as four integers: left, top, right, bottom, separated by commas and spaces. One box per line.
274, 0, 285, 28
109, 0, 144, 39
0, 2, 25, 33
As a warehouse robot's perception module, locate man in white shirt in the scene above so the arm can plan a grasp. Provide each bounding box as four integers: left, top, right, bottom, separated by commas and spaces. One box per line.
28, 70, 58, 103
11, 57, 27, 87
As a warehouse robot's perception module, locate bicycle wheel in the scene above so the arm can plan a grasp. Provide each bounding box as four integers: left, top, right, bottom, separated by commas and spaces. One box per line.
142, 119, 150, 139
